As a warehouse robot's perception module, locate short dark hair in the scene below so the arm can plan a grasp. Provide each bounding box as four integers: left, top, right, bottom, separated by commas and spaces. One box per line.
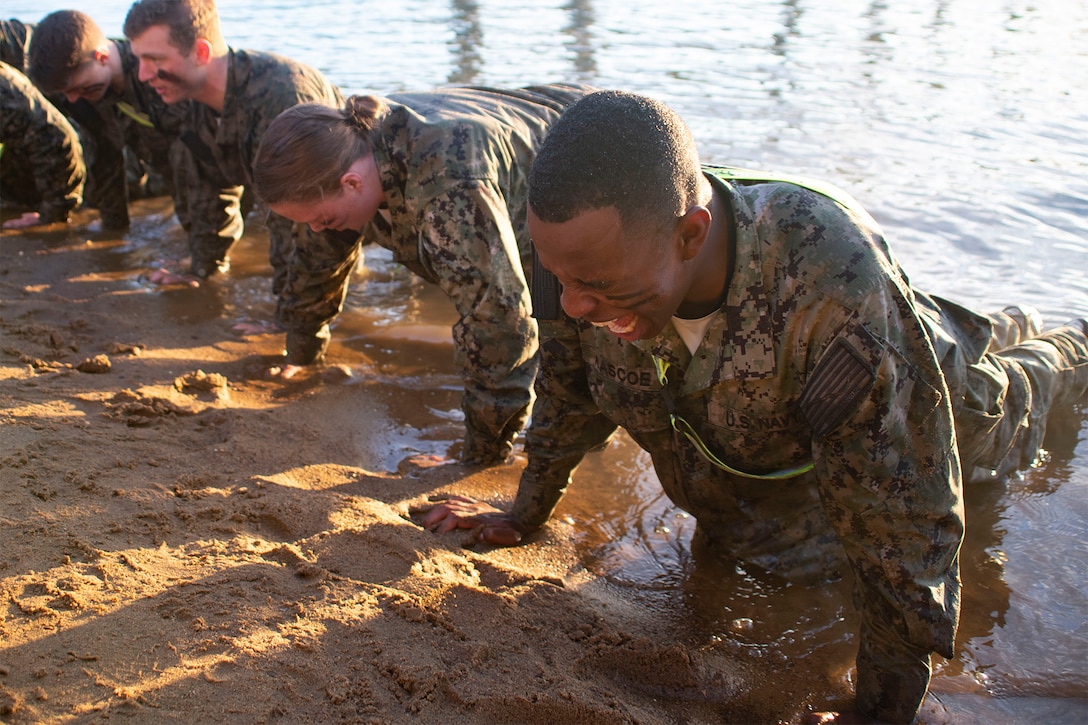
28, 10, 103, 93
528, 90, 708, 235
123, 0, 220, 54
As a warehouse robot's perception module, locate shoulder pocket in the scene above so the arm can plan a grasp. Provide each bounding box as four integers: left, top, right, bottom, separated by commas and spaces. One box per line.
799, 335, 878, 438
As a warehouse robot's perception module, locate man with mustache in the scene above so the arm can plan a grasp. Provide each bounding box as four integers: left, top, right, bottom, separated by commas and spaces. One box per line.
27, 10, 188, 232
421, 91, 1088, 723
122, 0, 342, 289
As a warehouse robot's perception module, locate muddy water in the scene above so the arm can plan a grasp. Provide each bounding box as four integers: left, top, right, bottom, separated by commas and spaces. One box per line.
9, 0, 1088, 721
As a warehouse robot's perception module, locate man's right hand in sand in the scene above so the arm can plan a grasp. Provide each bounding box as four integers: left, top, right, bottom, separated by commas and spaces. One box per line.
414, 495, 531, 546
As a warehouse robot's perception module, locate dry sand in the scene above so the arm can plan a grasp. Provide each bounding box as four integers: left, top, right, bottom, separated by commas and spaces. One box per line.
0, 206, 757, 724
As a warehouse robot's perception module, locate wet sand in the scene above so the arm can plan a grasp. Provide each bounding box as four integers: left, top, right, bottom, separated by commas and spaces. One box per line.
0, 204, 753, 724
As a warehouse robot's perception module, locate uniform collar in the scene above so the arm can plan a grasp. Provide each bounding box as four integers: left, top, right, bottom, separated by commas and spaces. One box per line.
218, 47, 244, 118
632, 172, 778, 386
369, 101, 407, 219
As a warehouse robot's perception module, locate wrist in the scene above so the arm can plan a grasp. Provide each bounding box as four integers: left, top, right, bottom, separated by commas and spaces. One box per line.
284, 324, 330, 365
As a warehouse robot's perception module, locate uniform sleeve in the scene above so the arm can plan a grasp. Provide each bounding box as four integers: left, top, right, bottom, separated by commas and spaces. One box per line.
513, 314, 619, 527
93, 139, 136, 229
756, 184, 965, 722
53, 98, 134, 229
249, 61, 348, 330
185, 179, 246, 278
84, 133, 130, 230
0, 66, 84, 223
168, 138, 243, 277
415, 179, 538, 461
274, 222, 363, 363
807, 308, 963, 723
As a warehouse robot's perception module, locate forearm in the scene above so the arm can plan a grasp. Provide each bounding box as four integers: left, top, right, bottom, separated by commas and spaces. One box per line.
515, 396, 618, 528
459, 355, 536, 465
819, 386, 962, 722
30, 133, 85, 224
513, 318, 618, 527
34, 172, 83, 223
82, 134, 130, 230
185, 182, 245, 278
442, 260, 538, 461
274, 225, 362, 364
855, 611, 934, 723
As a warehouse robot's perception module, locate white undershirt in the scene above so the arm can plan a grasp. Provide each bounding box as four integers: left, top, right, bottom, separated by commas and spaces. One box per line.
671, 309, 719, 355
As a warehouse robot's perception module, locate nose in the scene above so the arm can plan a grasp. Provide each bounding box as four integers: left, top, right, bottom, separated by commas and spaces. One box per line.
559, 285, 600, 320
65, 91, 81, 103
137, 60, 155, 83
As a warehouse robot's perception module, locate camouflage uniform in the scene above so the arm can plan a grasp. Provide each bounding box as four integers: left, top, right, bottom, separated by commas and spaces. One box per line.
1, 18, 31, 70
0, 60, 84, 223
178, 48, 342, 279
517, 167, 1088, 722
51, 39, 190, 230
276, 83, 595, 464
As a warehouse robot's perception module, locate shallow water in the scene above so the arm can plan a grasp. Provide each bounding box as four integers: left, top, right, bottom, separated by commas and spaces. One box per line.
8, 0, 1088, 721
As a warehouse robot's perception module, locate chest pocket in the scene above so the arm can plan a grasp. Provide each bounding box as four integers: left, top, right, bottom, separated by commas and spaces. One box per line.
698, 379, 813, 476
585, 345, 672, 434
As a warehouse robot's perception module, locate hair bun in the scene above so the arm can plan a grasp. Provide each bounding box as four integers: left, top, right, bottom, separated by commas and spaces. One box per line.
344, 95, 388, 133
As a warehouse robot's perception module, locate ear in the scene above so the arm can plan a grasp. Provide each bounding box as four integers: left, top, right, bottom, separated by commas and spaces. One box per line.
677, 206, 712, 261
193, 38, 213, 65
340, 170, 364, 193
93, 46, 110, 64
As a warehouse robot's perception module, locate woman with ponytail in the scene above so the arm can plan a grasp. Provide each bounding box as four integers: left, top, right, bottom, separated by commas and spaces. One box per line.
254, 83, 593, 466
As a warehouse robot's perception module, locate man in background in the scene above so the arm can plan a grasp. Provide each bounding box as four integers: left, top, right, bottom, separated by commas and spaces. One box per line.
28, 10, 189, 232
123, 0, 342, 288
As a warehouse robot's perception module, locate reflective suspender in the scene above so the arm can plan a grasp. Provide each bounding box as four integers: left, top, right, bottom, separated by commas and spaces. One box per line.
652, 356, 815, 480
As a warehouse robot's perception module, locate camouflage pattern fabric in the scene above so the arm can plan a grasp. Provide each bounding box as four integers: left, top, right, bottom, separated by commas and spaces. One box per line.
0, 19, 32, 71
178, 48, 342, 279
1, 61, 84, 223
52, 39, 190, 230
933, 301, 1088, 482
276, 83, 595, 464
516, 168, 1088, 722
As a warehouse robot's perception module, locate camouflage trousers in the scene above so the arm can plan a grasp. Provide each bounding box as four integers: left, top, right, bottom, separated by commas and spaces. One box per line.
954, 312, 1088, 483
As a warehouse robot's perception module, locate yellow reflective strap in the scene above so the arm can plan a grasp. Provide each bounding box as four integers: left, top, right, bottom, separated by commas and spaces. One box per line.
653, 356, 814, 480
653, 355, 670, 385
116, 101, 154, 128
669, 414, 814, 480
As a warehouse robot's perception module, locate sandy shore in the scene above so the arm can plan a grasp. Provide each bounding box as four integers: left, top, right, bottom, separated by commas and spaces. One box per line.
0, 206, 757, 724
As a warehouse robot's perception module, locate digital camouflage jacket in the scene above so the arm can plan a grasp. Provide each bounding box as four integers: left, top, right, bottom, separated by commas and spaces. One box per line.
519, 162, 1087, 720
